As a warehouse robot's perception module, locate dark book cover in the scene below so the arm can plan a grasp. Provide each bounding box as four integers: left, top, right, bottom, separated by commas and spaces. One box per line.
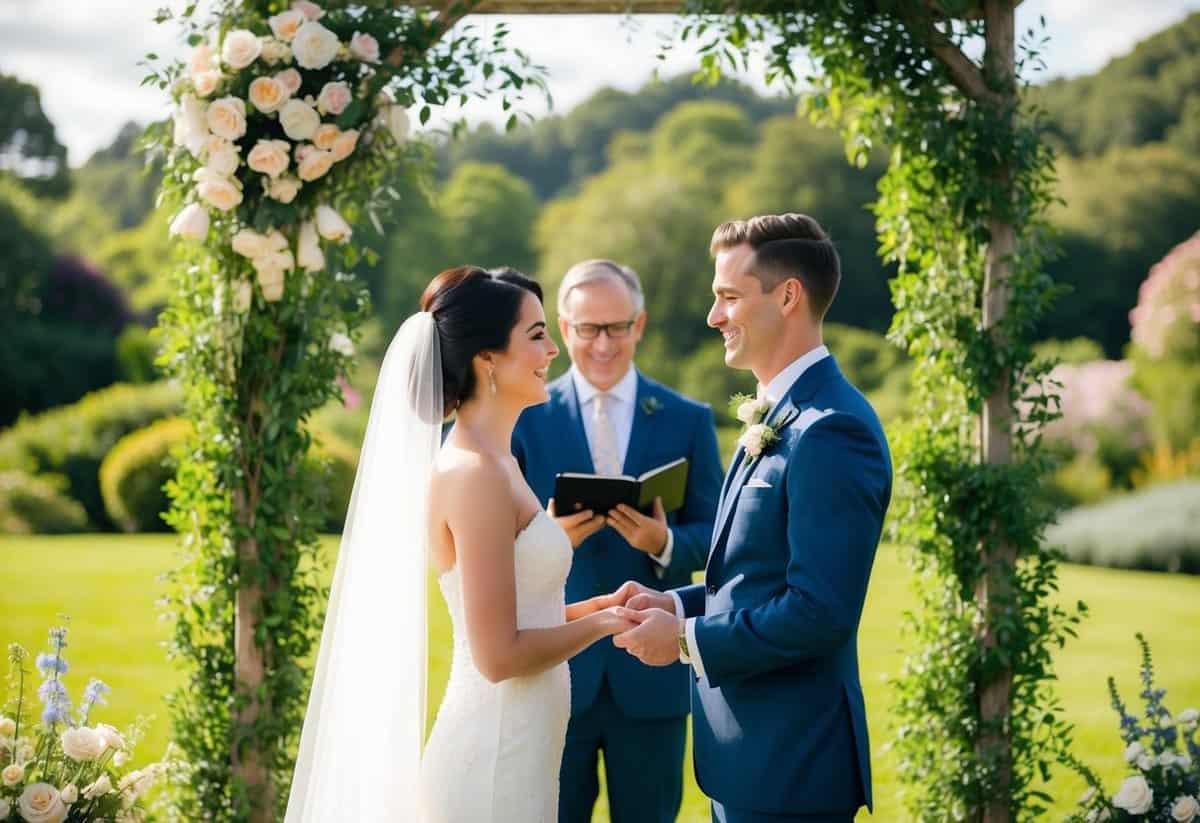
553, 457, 689, 516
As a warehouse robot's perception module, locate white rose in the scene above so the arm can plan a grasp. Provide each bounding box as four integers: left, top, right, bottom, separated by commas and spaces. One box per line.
204, 136, 240, 176
274, 68, 302, 95
60, 784, 77, 805
736, 400, 760, 424
248, 76, 288, 113
117, 766, 161, 802
279, 98, 320, 141
112, 750, 130, 768
349, 31, 379, 63
312, 123, 340, 150
206, 96, 247, 141
0, 798, 9, 819
315, 205, 351, 242
94, 723, 127, 752
60, 727, 105, 762
172, 94, 209, 157
291, 21, 340, 70
329, 129, 358, 162
293, 0, 323, 19
297, 221, 324, 271
81, 774, 112, 800
221, 29, 261, 70
738, 423, 770, 457
1181, 709, 1199, 725
18, 783, 67, 823
1113, 775, 1154, 815
1137, 753, 1155, 770
316, 81, 352, 116
1124, 741, 1144, 763
195, 170, 243, 212
232, 229, 287, 259
1173, 796, 1200, 823
297, 149, 334, 181
0, 717, 16, 737
189, 43, 218, 75
169, 203, 210, 242
382, 104, 409, 144
3, 763, 24, 786
247, 139, 291, 178
259, 37, 292, 66
1161, 752, 1178, 767
268, 174, 302, 204
268, 9, 306, 41
234, 279, 254, 313
329, 332, 354, 357
192, 70, 222, 98
255, 253, 292, 302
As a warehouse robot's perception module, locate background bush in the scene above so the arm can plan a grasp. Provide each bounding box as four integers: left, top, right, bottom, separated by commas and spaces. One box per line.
100, 417, 192, 532
0, 470, 88, 533
1047, 480, 1200, 573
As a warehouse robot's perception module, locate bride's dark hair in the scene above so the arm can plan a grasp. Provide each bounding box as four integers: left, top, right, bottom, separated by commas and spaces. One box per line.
420, 265, 544, 411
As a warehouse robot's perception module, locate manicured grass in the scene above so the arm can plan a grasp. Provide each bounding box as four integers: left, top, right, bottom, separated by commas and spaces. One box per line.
2, 534, 1197, 821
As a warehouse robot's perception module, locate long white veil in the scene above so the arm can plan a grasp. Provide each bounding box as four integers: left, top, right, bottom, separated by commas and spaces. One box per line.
285, 311, 443, 822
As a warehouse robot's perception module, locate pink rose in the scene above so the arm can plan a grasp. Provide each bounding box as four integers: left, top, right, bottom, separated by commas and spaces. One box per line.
317, 81, 352, 116
350, 32, 380, 63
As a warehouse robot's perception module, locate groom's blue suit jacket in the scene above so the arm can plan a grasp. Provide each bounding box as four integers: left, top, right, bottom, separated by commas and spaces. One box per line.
512, 370, 723, 719
676, 355, 892, 815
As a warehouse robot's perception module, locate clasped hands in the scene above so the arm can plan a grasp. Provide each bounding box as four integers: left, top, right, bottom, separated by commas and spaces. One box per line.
598, 580, 684, 667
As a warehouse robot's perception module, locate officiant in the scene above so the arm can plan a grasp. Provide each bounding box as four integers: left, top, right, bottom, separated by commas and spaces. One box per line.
511, 259, 723, 823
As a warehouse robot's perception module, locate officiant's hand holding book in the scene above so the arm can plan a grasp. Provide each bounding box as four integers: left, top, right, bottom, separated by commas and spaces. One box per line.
553, 457, 689, 518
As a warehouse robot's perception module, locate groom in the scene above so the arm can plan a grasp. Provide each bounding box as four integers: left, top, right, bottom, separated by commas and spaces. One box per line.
613, 213, 892, 823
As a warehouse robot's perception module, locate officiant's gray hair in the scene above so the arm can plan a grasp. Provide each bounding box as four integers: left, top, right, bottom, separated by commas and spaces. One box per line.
557, 259, 645, 317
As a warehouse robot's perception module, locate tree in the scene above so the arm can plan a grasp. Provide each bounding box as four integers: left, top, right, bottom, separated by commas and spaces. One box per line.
0, 73, 70, 198
440, 162, 540, 272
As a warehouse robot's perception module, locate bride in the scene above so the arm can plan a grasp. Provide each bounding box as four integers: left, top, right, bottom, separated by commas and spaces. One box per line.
285, 265, 636, 822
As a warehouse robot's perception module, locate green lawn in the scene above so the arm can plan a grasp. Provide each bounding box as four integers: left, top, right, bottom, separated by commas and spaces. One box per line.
2, 534, 1198, 821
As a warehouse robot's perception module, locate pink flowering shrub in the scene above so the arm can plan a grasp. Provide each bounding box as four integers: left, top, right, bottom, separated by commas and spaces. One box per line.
1043, 360, 1151, 454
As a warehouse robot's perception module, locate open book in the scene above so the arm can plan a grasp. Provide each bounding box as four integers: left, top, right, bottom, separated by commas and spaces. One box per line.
553, 457, 689, 517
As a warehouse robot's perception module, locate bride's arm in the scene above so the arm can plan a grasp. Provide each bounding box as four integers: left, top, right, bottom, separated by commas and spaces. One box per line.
447, 462, 634, 684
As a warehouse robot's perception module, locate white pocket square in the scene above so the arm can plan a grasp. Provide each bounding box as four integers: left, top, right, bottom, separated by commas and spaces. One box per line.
745, 479, 772, 489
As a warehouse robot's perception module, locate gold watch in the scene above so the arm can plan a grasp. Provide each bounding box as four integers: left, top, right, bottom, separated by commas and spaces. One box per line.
677, 620, 690, 660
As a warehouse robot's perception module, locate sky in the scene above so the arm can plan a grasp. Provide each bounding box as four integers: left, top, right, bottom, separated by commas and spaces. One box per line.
0, 0, 1197, 167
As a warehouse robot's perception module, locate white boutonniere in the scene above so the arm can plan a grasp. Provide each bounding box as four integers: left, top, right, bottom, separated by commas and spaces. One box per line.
729, 393, 781, 458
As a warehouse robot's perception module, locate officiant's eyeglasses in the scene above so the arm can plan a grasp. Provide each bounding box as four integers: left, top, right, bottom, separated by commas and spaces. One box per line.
565, 319, 638, 340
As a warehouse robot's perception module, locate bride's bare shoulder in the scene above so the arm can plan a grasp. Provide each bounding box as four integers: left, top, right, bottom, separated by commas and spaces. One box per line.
432, 444, 512, 513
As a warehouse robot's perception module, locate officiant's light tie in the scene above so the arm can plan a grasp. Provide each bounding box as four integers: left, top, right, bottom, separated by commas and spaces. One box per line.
592, 392, 622, 476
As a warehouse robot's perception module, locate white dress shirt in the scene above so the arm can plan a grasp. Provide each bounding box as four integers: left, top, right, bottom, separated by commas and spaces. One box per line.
571, 366, 674, 570
673, 344, 830, 678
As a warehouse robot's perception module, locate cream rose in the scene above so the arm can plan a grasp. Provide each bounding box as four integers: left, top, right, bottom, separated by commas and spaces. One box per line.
297, 149, 334, 181
312, 123, 340, 150
329, 129, 358, 162
279, 98, 320, 141
1181, 709, 1199, 726
247, 139, 291, 178
206, 96, 247, 141
383, 104, 410, 144
192, 70, 222, 98
189, 43, 219, 75
259, 37, 291, 66
297, 221, 324, 271
112, 751, 129, 768
234, 279, 254, 313
60, 784, 78, 805
293, 0, 323, 19
248, 76, 288, 113
169, 203, 210, 241
1173, 796, 1200, 823
292, 21, 340, 70
3, 763, 24, 786
172, 94, 209, 157
18, 783, 67, 823
1113, 775, 1154, 815
60, 727, 105, 762
268, 175, 302, 204
315, 205, 352, 242
0, 717, 16, 737
349, 31, 380, 63
316, 81, 351, 116
94, 723, 126, 752
329, 332, 355, 357
81, 774, 112, 800
221, 29, 262, 70
275, 68, 302, 96
232, 229, 287, 259
254, 252, 293, 302
268, 9, 306, 41
195, 170, 243, 212
1124, 741, 1144, 762
204, 136, 240, 176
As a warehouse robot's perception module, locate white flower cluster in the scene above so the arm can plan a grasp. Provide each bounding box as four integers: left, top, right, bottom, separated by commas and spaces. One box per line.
167, 1, 412, 304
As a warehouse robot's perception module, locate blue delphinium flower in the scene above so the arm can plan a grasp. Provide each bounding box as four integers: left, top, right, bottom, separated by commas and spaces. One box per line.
36, 652, 69, 676
79, 678, 111, 724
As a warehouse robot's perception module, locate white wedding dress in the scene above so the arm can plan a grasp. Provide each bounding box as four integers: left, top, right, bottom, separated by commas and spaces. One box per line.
418, 510, 573, 822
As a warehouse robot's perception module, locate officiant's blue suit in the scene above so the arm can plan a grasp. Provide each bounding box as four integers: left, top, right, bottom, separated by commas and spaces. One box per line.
675, 355, 891, 821
513, 369, 723, 823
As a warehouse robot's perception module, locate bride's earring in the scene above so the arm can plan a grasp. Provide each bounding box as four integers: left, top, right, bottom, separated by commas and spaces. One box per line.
488, 364, 497, 395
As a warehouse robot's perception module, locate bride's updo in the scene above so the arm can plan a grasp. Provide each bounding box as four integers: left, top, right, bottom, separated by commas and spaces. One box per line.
420, 265, 544, 411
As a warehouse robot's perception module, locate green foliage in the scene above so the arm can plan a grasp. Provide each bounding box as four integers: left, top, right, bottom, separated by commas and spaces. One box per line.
1048, 481, 1200, 575
308, 432, 359, 532
0, 382, 182, 529
440, 162, 540, 272
115, 324, 161, 384
1032, 337, 1105, 366
100, 417, 193, 533
0, 470, 88, 534
824, 323, 911, 422
0, 72, 70, 198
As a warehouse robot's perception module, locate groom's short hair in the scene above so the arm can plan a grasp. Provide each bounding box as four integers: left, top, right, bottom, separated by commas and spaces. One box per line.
710, 213, 841, 320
